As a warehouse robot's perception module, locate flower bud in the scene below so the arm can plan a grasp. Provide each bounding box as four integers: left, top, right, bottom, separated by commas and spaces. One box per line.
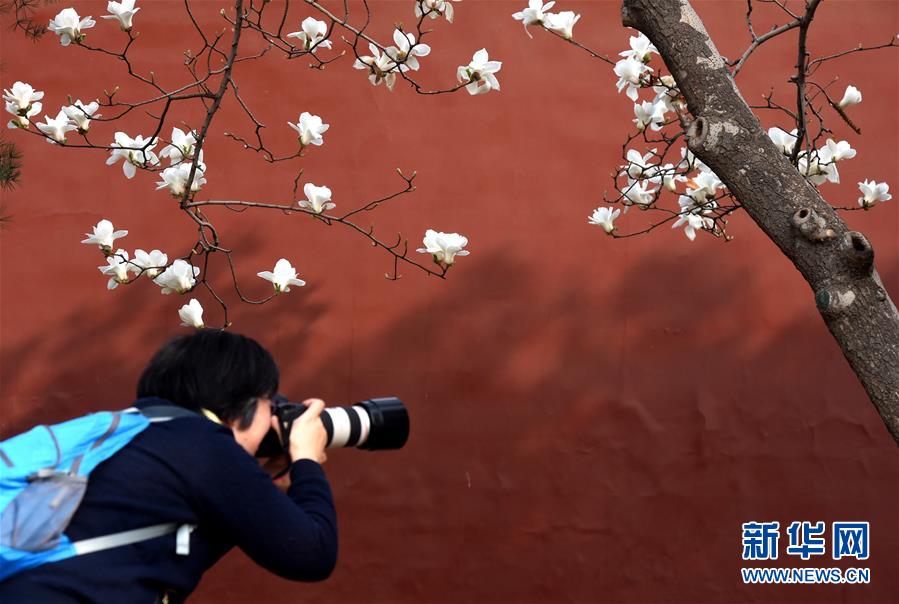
838, 85, 862, 108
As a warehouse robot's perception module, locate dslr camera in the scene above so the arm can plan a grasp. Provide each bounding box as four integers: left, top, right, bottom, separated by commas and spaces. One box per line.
256, 395, 409, 461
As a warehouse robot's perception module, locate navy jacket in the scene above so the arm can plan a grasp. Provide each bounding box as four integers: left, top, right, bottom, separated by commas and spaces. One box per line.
0, 398, 338, 603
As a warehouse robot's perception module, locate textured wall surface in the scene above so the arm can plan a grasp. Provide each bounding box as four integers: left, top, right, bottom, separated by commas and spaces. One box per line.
1, 1, 897, 603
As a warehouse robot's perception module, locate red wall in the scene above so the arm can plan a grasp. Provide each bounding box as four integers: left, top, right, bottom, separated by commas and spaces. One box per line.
1, 1, 897, 602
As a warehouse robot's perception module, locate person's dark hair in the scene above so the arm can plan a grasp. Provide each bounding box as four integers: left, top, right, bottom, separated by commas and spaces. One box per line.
137, 330, 279, 429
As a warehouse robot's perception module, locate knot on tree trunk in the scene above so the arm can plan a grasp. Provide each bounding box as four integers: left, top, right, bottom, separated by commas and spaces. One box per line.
686, 116, 743, 155
815, 286, 857, 317
840, 231, 874, 278
687, 117, 708, 147
792, 207, 835, 242
808, 231, 887, 317
813, 232, 877, 318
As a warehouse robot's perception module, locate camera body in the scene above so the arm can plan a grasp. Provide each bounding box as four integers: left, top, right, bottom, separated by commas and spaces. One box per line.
256, 395, 409, 459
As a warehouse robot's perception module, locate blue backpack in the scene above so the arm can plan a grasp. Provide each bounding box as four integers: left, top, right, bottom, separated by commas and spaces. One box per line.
0, 406, 197, 582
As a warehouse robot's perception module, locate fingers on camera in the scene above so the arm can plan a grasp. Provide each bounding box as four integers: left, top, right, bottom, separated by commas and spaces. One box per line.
302, 399, 326, 418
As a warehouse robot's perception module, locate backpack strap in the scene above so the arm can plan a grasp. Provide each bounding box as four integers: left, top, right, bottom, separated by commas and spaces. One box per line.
131, 405, 201, 423
71, 522, 197, 556
69, 412, 124, 475
67, 406, 201, 558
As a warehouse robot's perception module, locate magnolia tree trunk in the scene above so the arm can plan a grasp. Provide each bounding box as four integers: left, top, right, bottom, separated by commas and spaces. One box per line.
620, 0, 899, 445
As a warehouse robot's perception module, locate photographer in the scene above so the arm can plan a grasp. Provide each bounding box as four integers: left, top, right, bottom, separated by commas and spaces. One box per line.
0, 330, 337, 603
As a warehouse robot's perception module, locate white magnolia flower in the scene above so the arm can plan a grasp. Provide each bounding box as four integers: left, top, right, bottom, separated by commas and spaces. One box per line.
81, 219, 127, 251
101, 0, 139, 31
457, 49, 502, 96
685, 170, 722, 201
768, 127, 798, 155
797, 154, 821, 184
62, 100, 100, 133
678, 192, 717, 216
619, 33, 657, 63
652, 74, 681, 112
622, 179, 656, 209
159, 127, 197, 164
823, 138, 856, 162
130, 248, 168, 278
48, 8, 96, 46
633, 100, 666, 131
417, 229, 470, 265
257, 258, 306, 293
98, 249, 131, 289
156, 160, 207, 197
6, 101, 41, 129
36, 110, 77, 144
614, 57, 651, 102
286, 17, 332, 52
857, 180, 891, 208
353, 43, 399, 91
799, 150, 838, 185
386, 29, 431, 72
646, 163, 685, 192
2, 81, 44, 114
154, 259, 200, 295
588, 207, 620, 234
818, 161, 839, 185
299, 183, 335, 214
544, 10, 581, 40
287, 112, 329, 147
178, 299, 204, 329
838, 85, 862, 108
512, 0, 555, 37
672, 212, 712, 241
624, 148, 657, 180
415, 0, 459, 23
107, 131, 159, 178
805, 145, 838, 185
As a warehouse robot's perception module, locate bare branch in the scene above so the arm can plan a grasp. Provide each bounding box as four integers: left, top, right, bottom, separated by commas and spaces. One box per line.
788, 0, 822, 165
731, 18, 801, 76
807, 35, 899, 74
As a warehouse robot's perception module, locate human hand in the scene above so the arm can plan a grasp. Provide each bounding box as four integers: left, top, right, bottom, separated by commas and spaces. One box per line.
285, 398, 328, 464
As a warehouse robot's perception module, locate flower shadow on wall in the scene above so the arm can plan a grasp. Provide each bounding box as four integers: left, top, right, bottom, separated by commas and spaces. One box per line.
1, 241, 897, 604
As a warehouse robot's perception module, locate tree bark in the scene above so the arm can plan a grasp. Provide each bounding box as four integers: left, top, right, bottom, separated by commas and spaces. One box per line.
620, 0, 899, 445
